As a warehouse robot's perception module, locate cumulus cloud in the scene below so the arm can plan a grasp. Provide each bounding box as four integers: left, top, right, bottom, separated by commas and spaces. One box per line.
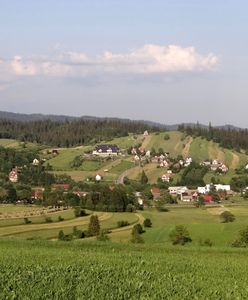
1, 44, 219, 82
100, 45, 218, 73
11, 56, 38, 76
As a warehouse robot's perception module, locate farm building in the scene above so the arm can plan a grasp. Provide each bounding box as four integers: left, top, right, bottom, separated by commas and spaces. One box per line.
92, 144, 119, 156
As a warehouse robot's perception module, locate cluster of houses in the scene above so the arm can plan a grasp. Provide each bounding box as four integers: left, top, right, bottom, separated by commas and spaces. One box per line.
150, 184, 233, 203
201, 159, 229, 173
9, 158, 41, 183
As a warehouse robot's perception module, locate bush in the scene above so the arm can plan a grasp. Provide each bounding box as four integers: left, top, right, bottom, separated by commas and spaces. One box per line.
58, 230, 65, 241
220, 211, 235, 223
24, 217, 32, 224
72, 226, 84, 239
126, 204, 135, 212
143, 218, 152, 228
169, 225, 192, 245
74, 207, 87, 218
117, 220, 130, 228
199, 238, 213, 247
133, 224, 144, 234
45, 217, 53, 223
58, 215, 64, 222
130, 226, 144, 244
96, 229, 109, 241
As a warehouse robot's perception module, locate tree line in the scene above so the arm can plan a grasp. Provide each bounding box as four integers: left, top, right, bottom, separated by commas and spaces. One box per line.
178, 123, 248, 152
0, 119, 160, 147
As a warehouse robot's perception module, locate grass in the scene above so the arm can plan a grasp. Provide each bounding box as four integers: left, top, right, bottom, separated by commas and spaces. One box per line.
145, 131, 186, 158
0, 208, 75, 227
2, 240, 248, 299
110, 160, 135, 174
0, 211, 139, 240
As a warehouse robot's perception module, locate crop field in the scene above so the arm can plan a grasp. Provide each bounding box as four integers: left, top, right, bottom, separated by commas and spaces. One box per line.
1, 240, 248, 299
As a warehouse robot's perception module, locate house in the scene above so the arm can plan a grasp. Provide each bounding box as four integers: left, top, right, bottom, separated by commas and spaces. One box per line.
197, 186, 207, 194
169, 186, 188, 195
160, 160, 170, 168
138, 147, 145, 154
145, 150, 151, 157
131, 148, 137, 155
151, 187, 160, 199
48, 149, 59, 155
151, 156, 159, 163
135, 192, 143, 205
9, 167, 18, 183
51, 183, 70, 191
32, 158, 39, 166
218, 163, 228, 173
214, 184, 231, 192
134, 155, 140, 161
180, 190, 198, 202
184, 157, 192, 167
143, 130, 149, 137
204, 194, 213, 203
161, 172, 172, 182
95, 174, 102, 181
92, 144, 119, 156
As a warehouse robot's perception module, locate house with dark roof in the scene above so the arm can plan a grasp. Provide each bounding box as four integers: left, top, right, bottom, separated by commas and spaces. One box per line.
92, 144, 119, 156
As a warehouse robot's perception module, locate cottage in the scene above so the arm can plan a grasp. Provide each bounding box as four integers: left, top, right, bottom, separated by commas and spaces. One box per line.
9, 167, 18, 183
181, 190, 198, 202
92, 144, 119, 156
161, 172, 172, 182
151, 187, 160, 199
169, 186, 188, 195
51, 183, 70, 191
204, 194, 213, 203
143, 130, 149, 137
32, 158, 40, 166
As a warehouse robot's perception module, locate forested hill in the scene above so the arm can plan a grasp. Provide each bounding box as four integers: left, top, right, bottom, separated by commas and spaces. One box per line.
0, 119, 160, 147
179, 124, 248, 152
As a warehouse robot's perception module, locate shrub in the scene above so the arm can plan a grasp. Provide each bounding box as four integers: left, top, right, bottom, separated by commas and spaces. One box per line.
72, 226, 84, 239
143, 218, 152, 228
58, 215, 64, 222
96, 229, 109, 242
220, 211, 235, 223
169, 225, 192, 245
126, 204, 135, 212
45, 217, 53, 223
117, 220, 130, 228
133, 224, 144, 234
58, 230, 65, 241
130, 226, 144, 244
199, 238, 213, 247
74, 207, 87, 218
24, 217, 32, 224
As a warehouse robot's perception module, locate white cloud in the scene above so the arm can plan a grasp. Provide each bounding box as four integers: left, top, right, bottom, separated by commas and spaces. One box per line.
100, 44, 218, 73
1, 44, 219, 82
11, 56, 38, 76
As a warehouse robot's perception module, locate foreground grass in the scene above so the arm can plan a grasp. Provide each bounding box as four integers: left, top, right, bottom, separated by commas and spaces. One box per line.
1, 239, 248, 299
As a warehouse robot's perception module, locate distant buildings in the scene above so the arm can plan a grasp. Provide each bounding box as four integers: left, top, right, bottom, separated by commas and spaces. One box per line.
9, 167, 18, 183
92, 144, 119, 156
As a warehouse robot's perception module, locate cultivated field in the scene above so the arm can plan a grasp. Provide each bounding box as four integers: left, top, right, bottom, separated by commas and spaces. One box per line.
1, 240, 248, 299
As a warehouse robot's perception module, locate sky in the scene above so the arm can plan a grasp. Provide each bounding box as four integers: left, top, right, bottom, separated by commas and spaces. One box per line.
0, 0, 248, 127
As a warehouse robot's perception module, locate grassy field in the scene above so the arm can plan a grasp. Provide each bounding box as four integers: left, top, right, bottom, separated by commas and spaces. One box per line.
2, 240, 248, 299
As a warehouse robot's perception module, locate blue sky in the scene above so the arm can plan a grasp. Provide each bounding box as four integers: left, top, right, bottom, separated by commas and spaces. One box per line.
0, 0, 247, 126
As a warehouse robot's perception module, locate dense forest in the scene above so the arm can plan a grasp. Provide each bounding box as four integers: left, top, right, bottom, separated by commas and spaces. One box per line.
178, 124, 248, 152
0, 119, 159, 147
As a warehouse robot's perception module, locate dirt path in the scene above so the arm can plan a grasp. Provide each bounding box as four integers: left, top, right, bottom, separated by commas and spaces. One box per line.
182, 136, 193, 158
109, 213, 144, 234
230, 152, 240, 169
116, 166, 140, 184
141, 135, 152, 149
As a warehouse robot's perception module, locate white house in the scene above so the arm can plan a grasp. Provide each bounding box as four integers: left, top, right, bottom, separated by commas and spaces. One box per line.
197, 186, 207, 194
169, 186, 188, 195
32, 158, 39, 166
205, 184, 231, 192
161, 172, 172, 182
9, 167, 18, 183
92, 144, 119, 156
